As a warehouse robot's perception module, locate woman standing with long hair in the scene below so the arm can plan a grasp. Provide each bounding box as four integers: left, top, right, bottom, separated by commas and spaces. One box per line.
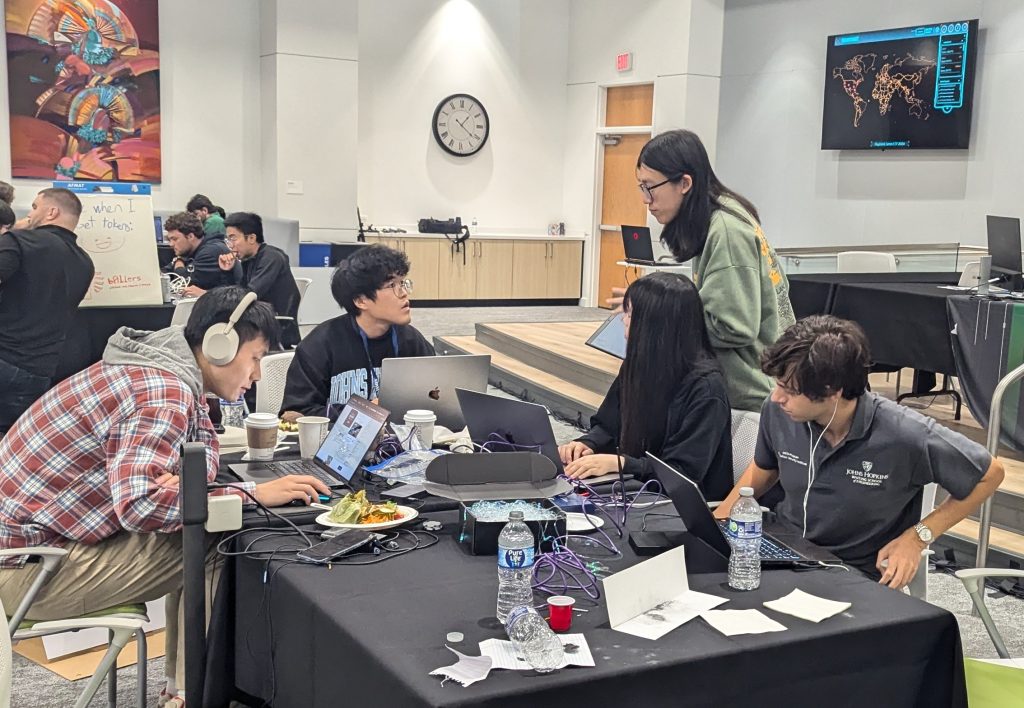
620, 129, 794, 411
560, 272, 733, 500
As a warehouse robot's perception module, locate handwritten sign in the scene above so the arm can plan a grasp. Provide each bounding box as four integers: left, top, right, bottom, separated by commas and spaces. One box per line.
60, 182, 163, 307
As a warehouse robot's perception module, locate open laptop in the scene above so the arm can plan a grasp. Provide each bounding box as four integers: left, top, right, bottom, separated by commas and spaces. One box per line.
621, 225, 656, 265
229, 395, 389, 489
379, 354, 490, 431
455, 388, 563, 472
585, 312, 627, 360
647, 453, 833, 567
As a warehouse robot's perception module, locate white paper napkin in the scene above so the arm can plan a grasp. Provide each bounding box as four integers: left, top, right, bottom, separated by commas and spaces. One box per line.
429, 646, 493, 687
700, 609, 787, 636
763, 588, 852, 623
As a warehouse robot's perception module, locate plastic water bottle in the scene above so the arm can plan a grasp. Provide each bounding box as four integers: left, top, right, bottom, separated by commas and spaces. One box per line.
727, 486, 762, 590
496, 510, 535, 623
506, 606, 564, 673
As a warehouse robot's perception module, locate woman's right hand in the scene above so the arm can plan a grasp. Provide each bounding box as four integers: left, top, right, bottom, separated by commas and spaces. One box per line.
606, 287, 626, 312
559, 441, 594, 464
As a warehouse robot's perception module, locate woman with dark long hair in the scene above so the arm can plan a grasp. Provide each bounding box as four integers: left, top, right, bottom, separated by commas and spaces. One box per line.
560, 272, 733, 499
619, 129, 794, 411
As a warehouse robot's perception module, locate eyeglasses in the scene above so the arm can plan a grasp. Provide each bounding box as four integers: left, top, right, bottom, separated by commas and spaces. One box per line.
380, 278, 413, 296
638, 177, 676, 201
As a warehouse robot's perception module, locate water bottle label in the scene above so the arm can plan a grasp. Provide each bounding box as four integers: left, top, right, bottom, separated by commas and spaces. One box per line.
498, 545, 535, 569
727, 519, 762, 539
506, 605, 534, 627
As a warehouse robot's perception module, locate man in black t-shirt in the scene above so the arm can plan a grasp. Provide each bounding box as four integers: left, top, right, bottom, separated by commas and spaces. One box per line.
280, 244, 434, 420
0, 188, 94, 435
218, 211, 301, 348
162, 211, 240, 297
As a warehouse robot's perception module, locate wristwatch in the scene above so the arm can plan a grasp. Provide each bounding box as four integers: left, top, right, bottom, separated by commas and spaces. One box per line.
913, 522, 934, 544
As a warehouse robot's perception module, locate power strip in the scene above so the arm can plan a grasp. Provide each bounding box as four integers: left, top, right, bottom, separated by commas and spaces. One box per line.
206, 495, 243, 532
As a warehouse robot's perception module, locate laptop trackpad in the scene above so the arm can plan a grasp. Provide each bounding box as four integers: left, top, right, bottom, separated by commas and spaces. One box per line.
228, 463, 285, 483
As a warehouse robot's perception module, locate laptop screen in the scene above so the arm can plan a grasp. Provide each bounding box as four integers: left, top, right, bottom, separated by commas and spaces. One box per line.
315, 395, 389, 481
585, 313, 627, 359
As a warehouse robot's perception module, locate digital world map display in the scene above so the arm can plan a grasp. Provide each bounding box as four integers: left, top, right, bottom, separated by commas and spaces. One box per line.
821, 20, 978, 150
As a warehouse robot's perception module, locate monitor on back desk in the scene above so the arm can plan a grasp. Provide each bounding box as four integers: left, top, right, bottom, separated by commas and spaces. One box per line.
987, 215, 1023, 292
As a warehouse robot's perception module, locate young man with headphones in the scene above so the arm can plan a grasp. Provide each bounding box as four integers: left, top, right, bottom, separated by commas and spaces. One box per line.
0, 286, 330, 707
280, 243, 434, 421
714, 315, 1004, 588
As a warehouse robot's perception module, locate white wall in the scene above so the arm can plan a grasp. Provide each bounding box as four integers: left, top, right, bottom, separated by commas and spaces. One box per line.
356, 0, 570, 234
718, 0, 1024, 249
0, 0, 262, 214
261, 0, 359, 243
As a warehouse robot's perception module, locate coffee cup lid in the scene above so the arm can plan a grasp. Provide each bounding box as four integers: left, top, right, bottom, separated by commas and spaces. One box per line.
245, 413, 279, 428
404, 409, 436, 422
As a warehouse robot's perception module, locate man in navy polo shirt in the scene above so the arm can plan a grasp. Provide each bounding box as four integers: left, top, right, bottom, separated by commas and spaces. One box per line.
715, 315, 1004, 588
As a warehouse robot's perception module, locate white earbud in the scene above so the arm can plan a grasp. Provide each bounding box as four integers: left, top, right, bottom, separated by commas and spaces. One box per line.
802, 396, 840, 538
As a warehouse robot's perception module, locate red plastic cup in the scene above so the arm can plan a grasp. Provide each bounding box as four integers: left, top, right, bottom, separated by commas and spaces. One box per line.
547, 595, 575, 632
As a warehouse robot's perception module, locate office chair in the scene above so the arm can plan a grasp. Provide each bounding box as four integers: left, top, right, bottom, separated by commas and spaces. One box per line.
955, 567, 1024, 705
255, 350, 296, 414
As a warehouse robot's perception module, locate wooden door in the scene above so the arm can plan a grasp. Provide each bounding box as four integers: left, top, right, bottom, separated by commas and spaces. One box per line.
437, 240, 477, 299
400, 238, 441, 300
475, 240, 514, 299
511, 241, 550, 299
547, 241, 584, 299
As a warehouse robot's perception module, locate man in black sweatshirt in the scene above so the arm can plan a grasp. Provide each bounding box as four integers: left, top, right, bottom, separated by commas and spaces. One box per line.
218, 211, 300, 348
280, 244, 434, 420
162, 211, 240, 297
0, 188, 94, 434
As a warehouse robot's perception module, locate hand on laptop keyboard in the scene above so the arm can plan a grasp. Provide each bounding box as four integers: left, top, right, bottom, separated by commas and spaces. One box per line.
252, 475, 331, 508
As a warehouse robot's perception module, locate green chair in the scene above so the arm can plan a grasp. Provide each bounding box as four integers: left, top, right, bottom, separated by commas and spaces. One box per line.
955, 568, 1024, 707
1, 547, 149, 708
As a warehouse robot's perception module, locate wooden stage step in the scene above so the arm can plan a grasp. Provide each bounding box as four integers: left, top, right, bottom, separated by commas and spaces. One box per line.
434, 335, 604, 423
943, 517, 1024, 565
473, 322, 619, 396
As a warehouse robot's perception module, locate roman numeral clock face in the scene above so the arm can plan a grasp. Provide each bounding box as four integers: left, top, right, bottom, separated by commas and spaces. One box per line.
432, 93, 490, 157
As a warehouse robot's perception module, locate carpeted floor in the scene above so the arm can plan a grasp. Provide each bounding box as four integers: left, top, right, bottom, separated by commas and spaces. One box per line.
11, 306, 1023, 706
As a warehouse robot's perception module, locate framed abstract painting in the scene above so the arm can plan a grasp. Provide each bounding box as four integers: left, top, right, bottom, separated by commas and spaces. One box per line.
5, 0, 160, 182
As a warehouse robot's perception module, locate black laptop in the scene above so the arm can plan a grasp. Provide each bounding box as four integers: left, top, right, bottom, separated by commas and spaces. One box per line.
229, 395, 389, 489
648, 452, 834, 567
621, 225, 656, 265
455, 388, 563, 472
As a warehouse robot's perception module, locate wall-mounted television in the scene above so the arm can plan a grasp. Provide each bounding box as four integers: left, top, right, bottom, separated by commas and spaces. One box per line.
821, 19, 978, 150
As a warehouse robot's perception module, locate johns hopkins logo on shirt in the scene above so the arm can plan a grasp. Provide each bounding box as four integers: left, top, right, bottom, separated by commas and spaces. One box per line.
846, 460, 888, 487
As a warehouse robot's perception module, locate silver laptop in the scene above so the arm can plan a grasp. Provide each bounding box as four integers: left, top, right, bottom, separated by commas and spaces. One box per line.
380, 354, 490, 431
228, 395, 389, 489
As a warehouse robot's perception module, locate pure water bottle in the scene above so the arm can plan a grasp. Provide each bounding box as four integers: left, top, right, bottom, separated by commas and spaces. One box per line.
496, 510, 535, 623
506, 606, 565, 673
727, 486, 762, 590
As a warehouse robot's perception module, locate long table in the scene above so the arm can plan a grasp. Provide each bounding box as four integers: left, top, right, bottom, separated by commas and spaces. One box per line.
788, 272, 960, 321
207, 509, 966, 708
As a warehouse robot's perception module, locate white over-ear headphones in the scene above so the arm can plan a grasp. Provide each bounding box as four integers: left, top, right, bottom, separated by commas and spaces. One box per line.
202, 291, 258, 366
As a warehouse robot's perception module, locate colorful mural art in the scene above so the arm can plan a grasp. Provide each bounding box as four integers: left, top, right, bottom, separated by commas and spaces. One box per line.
4, 0, 160, 182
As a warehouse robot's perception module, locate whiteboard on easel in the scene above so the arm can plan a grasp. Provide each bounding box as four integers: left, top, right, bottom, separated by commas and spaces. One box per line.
63, 181, 163, 307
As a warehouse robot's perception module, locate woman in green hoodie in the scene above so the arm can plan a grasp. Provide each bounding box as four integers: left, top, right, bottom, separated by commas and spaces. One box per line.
631, 129, 794, 411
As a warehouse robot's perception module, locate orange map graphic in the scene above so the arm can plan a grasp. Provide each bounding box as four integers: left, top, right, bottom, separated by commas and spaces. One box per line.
832, 52, 937, 127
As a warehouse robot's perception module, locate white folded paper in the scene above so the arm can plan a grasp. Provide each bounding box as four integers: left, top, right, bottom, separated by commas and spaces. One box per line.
700, 609, 787, 636
429, 645, 493, 687
763, 588, 852, 623
602, 546, 727, 640
479, 633, 595, 670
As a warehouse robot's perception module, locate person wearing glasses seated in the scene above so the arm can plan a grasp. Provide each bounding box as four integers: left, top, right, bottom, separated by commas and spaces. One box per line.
610, 129, 794, 413
217, 211, 301, 348
558, 272, 733, 500
280, 244, 434, 422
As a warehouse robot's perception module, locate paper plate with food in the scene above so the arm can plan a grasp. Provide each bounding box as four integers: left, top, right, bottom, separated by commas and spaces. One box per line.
316, 490, 419, 530
277, 420, 300, 438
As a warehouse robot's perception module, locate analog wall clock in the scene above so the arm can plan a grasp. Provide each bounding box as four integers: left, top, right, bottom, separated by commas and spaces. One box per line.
432, 93, 490, 157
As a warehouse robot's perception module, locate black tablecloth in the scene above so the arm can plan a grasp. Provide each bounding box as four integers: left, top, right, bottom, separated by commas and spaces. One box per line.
788, 272, 960, 320
829, 282, 957, 375
55, 304, 176, 381
948, 295, 1024, 450
211, 510, 966, 708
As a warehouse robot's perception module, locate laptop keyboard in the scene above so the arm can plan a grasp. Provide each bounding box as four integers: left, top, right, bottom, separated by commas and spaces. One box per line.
717, 520, 802, 562
264, 460, 342, 487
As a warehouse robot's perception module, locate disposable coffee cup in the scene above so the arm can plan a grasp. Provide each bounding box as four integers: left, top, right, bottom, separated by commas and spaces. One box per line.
245, 413, 279, 461
297, 416, 330, 459
404, 409, 437, 450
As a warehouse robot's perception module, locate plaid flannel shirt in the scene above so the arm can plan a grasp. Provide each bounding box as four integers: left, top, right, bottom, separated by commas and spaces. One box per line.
0, 361, 254, 568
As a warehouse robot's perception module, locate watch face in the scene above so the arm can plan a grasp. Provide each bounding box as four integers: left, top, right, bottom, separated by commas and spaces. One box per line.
433, 93, 489, 157
917, 524, 933, 543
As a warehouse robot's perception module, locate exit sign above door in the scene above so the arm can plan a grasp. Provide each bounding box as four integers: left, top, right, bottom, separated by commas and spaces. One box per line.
616, 52, 632, 72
